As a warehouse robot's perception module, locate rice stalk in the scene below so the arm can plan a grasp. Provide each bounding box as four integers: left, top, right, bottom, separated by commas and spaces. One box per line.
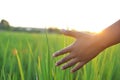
14, 49, 24, 80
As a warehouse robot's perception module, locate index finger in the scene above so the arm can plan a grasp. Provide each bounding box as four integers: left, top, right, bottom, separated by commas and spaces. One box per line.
53, 46, 71, 57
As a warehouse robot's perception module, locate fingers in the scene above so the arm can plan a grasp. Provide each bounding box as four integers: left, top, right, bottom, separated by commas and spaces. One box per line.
53, 46, 71, 57
71, 61, 86, 73
62, 58, 79, 70
56, 54, 74, 66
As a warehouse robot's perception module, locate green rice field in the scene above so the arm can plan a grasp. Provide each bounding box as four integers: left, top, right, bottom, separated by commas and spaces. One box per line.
0, 31, 120, 80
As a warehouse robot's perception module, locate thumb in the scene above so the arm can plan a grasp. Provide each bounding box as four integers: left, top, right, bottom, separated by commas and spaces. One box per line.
61, 29, 84, 38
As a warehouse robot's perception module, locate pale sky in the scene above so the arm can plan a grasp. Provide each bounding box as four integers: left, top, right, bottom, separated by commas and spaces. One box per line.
0, 0, 120, 32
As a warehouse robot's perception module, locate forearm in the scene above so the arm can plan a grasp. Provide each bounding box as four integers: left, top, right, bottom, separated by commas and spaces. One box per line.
98, 19, 120, 48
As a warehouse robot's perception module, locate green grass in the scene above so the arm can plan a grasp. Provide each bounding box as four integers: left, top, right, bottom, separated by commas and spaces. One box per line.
0, 31, 120, 80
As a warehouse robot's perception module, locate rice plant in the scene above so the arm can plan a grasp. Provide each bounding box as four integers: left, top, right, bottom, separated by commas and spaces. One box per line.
0, 31, 120, 80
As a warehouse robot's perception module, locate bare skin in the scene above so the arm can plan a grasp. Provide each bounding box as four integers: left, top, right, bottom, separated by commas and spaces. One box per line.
53, 19, 120, 73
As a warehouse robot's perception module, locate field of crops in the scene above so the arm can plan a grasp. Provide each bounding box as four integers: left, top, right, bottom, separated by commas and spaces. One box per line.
0, 31, 120, 80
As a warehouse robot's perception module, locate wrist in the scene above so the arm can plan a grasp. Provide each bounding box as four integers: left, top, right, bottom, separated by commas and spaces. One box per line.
95, 32, 118, 50
94, 33, 111, 50
98, 20, 120, 48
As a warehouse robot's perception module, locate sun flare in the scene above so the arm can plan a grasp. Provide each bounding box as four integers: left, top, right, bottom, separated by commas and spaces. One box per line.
0, 0, 119, 33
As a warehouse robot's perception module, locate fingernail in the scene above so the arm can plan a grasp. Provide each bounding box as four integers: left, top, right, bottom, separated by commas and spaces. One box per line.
70, 70, 74, 73
52, 54, 55, 57
61, 29, 66, 33
61, 67, 65, 70
55, 63, 58, 66
55, 63, 59, 66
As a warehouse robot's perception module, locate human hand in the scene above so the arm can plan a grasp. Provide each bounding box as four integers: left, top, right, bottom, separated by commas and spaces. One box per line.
53, 30, 106, 73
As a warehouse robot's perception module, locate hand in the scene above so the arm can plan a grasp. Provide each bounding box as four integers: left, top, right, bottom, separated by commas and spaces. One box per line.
53, 30, 105, 73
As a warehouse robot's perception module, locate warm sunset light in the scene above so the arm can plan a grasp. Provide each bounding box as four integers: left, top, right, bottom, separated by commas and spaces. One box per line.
0, 0, 119, 32
0, 0, 120, 79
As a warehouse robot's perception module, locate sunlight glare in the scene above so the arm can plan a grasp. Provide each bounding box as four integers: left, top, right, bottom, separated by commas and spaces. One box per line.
0, 0, 119, 32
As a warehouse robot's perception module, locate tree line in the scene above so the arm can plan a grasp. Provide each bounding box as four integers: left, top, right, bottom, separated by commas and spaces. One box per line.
0, 19, 61, 33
